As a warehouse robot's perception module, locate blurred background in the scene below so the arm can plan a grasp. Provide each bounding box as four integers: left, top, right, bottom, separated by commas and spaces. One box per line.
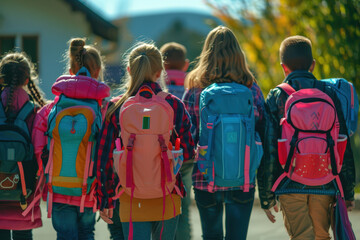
1, 0, 359, 188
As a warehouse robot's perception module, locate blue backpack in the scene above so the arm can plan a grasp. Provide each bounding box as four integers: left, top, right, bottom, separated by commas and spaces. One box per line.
321, 78, 359, 136
197, 83, 263, 192
0, 100, 35, 210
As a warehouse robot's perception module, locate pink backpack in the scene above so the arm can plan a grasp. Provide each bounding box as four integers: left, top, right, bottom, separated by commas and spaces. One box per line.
113, 86, 181, 239
272, 83, 348, 196
115, 86, 178, 199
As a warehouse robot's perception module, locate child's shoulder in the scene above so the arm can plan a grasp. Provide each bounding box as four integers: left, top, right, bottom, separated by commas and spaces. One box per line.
110, 95, 122, 103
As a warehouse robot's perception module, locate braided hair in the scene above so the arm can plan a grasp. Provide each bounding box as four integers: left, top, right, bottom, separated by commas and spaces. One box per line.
68, 38, 104, 81
0, 52, 46, 113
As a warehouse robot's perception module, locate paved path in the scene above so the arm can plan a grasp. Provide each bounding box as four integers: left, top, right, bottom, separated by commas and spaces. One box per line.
33, 200, 360, 239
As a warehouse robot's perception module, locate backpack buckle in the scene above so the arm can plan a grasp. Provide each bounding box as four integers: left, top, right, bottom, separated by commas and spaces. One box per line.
207, 123, 213, 129
127, 134, 136, 151
47, 183, 53, 193
158, 135, 168, 152
82, 185, 87, 195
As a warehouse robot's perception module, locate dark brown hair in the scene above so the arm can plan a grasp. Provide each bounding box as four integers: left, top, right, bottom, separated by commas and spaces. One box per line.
68, 38, 104, 80
0, 52, 45, 112
279, 35, 313, 71
160, 42, 187, 70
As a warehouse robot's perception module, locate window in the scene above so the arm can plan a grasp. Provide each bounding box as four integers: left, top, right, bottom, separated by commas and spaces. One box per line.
22, 36, 39, 65
0, 36, 15, 56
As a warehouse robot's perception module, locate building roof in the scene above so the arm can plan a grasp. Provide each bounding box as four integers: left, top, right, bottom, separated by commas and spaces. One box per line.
62, 0, 118, 42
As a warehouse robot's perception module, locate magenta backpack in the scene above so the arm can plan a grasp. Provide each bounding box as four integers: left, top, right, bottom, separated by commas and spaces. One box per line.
272, 83, 348, 196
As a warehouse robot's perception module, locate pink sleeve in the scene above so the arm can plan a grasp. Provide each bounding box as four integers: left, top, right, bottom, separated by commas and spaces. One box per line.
32, 102, 54, 162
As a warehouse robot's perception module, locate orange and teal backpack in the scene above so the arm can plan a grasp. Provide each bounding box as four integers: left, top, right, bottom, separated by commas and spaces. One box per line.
44, 68, 109, 217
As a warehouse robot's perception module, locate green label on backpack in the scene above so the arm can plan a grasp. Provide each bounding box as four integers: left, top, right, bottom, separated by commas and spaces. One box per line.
143, 116, 150, 129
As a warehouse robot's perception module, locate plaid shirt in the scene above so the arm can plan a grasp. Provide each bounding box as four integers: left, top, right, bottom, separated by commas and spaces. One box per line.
182, 82, 267, 192
96, 82, 195, 209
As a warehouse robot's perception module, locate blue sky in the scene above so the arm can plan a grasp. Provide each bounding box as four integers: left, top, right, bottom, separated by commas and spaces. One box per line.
81, 0, 213, 19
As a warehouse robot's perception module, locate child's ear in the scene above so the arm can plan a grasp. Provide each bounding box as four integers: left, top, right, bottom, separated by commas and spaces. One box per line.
25, 78, 29, 85
69, 68, 74, 75
93, 69, 100, 79
280, 63, 291, 77
155, 70, 162, 80
308, 60, 316, 73
182, 59, 190, 72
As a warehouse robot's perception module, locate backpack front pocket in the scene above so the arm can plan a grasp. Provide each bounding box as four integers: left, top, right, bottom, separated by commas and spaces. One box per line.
291, 136, 330, 179
214, 115, 245, 181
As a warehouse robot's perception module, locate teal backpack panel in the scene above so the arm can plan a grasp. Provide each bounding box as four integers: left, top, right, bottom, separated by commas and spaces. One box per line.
46, 94, 101, 196
321, 78, 359, 136
198, 83, 263, 188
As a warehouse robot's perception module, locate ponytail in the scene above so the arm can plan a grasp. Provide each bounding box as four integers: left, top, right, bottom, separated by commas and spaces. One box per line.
27, 78, 46, 107
105, 43, 164, 121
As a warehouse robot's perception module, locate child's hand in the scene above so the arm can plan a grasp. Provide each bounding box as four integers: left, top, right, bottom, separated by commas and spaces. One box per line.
264, 204, 279, 223
100, 208, 114, 224
346, 200, 355, 211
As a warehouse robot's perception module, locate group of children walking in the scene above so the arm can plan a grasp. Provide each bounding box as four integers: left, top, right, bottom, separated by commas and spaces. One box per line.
0, 25, 356, 240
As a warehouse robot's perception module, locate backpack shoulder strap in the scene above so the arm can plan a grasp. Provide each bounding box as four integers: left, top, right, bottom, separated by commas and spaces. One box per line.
156, 91, 170, 100
16, 101, 35, 121
277, 83, 296, 96
0, 99, 5, 119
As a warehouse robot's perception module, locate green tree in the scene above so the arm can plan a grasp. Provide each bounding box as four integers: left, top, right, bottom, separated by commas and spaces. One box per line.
206, 0, 360, 91
206, 0, 360, 184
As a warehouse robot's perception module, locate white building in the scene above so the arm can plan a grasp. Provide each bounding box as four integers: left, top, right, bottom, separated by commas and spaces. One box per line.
0, 0, 118, 98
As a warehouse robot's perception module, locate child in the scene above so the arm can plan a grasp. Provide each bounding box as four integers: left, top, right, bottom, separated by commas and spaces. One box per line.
257, 35, 355, 239
96, 42, 195, 240
160, 42, 192, 240
0, 52, 46, 240
160, 42, 189, 99
183, 26, 267, 240
32, 38, 110, 240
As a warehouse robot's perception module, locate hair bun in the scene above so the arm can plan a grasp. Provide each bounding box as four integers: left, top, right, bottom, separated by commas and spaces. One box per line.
70, 38, 86, 48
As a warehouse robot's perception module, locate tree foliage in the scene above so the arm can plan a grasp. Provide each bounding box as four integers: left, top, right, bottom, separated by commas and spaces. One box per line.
206, 0, 360, 184
206, 0, 360, 93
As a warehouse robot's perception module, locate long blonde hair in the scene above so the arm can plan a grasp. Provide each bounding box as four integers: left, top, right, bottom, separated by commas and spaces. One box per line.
186, 26, 255, 89
106, 43, 166, 121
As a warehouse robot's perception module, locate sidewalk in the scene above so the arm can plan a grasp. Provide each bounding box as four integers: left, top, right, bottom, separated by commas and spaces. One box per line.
33, 195, 360, 239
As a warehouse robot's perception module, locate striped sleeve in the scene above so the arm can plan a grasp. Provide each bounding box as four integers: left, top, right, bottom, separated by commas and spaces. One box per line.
167, 95, 195, 162
95, 105, 119, 210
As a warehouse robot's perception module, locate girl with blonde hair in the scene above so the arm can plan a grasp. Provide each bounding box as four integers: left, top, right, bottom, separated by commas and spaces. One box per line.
96, 42, 195, 240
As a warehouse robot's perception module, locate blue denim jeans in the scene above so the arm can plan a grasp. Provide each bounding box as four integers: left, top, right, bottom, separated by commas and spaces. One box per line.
122, 216, 179, 240
0, 229, 32, 240
194, 188, 255, 240
107, 200, 124, 240
52, 203, 96, 240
